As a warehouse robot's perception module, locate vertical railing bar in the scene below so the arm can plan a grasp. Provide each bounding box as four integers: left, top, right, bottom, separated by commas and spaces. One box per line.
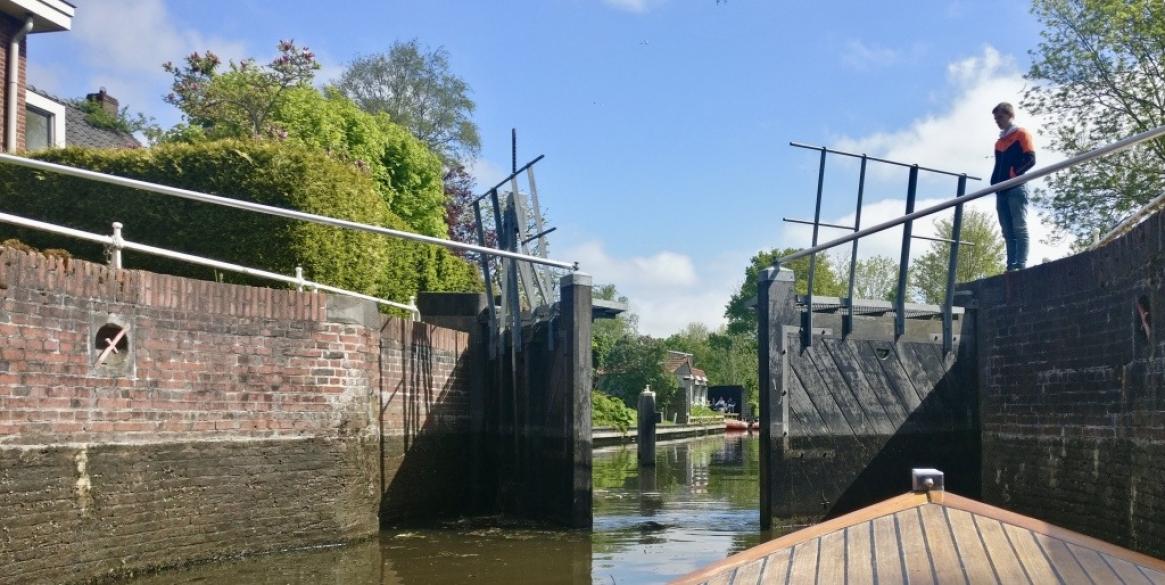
844, 156, 867, 337
804, 147, 827, 347
509, 178, 547, 308
109, 221, 124, 269
943, 175, 968, 355
489, 189, 509, 344
525, 165, 555, 305
895, 166, 920, 339
502, 202, 524, 352
474, 201, 499, 359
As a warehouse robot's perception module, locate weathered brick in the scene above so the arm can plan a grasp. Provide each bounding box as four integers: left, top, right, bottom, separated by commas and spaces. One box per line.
967, 209, 1165, 558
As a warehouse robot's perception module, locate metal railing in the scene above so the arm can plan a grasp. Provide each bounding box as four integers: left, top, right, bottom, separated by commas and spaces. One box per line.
774, 124, 1165, 351
0, 211, 420, 316
0, 154, 578, 271
0, 152, 585, 323
784, 140, 979, 348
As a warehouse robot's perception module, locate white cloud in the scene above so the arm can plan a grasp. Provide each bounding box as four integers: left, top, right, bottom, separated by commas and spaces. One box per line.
26, 62, 63, 95
468, 158, 508, 191
72, 0, 247, 75
49, 0, 248, 123
775, 195, 1063, 269
563, 240, 745, 336
569, 241, 697, 288
601, 0, 665, 13
825, 45, 1067, 266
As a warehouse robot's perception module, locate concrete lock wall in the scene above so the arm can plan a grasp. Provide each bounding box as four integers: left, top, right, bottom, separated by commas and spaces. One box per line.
0, 246, 541, 584
964, 207, 1165, 558
758, 268, 979, 530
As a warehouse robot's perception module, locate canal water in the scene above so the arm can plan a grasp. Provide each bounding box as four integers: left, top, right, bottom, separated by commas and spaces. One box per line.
117, 433, 765, 585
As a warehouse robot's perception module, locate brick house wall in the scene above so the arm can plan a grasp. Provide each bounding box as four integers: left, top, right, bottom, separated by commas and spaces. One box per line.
0, 246, 475, 584
966, 209, 1165, 557
0, 13, 28, 152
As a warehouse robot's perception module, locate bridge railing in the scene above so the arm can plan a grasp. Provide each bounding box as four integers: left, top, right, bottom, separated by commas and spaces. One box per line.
773, 123, 1165, 353
0, 211, 421, 316
0, 153, 584, 328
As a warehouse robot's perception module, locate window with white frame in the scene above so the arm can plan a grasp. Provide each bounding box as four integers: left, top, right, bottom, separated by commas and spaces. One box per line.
24, 92, 66, 150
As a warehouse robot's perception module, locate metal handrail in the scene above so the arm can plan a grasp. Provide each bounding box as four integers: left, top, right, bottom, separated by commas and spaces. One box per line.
1091, 189, 1165, 250
0, 211, 420, 316
790, 141, 983, 180
0, 153, 579, 271
779, 124, 1165, 264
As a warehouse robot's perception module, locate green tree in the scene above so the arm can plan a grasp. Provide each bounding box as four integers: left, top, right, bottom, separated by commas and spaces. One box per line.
1024, 0, 1165, 244
161, 43, 449, 238
834, 254, 899, 301
911, 210, 1006, 304
599, 335, 678, 409
592, 283, 636, 370
271, 87, 447, 237
664, 323, 715, 372
336, 40, 481, 164
705, 329, 758, 413
724, 247, 845, 335
163, 40, 319, 139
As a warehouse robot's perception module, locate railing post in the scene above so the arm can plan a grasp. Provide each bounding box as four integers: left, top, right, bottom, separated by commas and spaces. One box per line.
844, 155, 868, 337
473, 201, 500, 358
804, 147, 827, 347
559, 271, 593, 528
109, 222, 124, 269
759, 265, 796, 529
637, 386, 658, 467
943, 175, 968, 355
294, 265, 305, 292
895, 166, 919, 339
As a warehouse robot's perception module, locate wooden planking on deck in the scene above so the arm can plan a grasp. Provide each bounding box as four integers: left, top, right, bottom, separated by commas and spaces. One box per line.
684, 493, 1165, 585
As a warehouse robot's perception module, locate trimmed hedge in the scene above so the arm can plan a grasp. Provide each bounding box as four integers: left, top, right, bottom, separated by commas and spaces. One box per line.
0, 140, 480, 304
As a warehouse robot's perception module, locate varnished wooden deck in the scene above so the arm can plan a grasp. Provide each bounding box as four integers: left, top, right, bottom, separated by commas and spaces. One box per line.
672, 491, 1165, 585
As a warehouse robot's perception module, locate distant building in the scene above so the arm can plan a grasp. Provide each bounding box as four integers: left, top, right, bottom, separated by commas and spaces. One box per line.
1, 1, 74, 152
25, 87, 141, 150
663, 350, 707, 423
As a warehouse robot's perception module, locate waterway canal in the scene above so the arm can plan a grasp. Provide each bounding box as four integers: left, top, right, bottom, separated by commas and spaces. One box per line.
116, 433, 765, 585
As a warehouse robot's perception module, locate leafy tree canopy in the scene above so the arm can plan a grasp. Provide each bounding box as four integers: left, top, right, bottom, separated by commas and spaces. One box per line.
835, 254, 899, 302
161, 41, 448, 237
724, 247, 845, 335
1024, 0, 1165, 244
337, 40, 481, 165
911, 210, 1006, 304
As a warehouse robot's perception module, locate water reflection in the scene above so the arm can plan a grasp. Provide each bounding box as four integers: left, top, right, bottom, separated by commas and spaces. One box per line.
113, 433, 761, 585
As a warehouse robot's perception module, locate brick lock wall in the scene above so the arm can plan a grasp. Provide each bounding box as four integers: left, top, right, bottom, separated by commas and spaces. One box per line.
378, 318, 475, 523
0, 246, 477, 584
968, 209, 1165, 557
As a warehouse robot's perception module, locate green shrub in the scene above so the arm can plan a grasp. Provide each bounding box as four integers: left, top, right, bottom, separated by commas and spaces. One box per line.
271, 88, 448, 238
0, 140, 480, 303
689, 404, 720, 418
592, 390, 636, 434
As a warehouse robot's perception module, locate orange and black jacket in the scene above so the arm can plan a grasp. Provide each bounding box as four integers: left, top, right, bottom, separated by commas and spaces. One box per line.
991, 128, 1036, 185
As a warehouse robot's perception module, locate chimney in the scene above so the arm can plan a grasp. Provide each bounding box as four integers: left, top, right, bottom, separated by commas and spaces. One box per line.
85, 88, 119, 116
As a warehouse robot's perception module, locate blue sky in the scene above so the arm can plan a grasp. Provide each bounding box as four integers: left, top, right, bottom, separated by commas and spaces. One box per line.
28, 0, 1061, 335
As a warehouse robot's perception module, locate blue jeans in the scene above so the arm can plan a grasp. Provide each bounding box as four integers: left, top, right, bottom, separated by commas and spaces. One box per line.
996, 185, 1029, 270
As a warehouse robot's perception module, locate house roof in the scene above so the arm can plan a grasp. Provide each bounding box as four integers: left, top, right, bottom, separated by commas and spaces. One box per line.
662, 351, 691, 374
0, 0, 74, 33
27, 88, 140, 149
63, 101, 140, 149
671, 490, 1165, 585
